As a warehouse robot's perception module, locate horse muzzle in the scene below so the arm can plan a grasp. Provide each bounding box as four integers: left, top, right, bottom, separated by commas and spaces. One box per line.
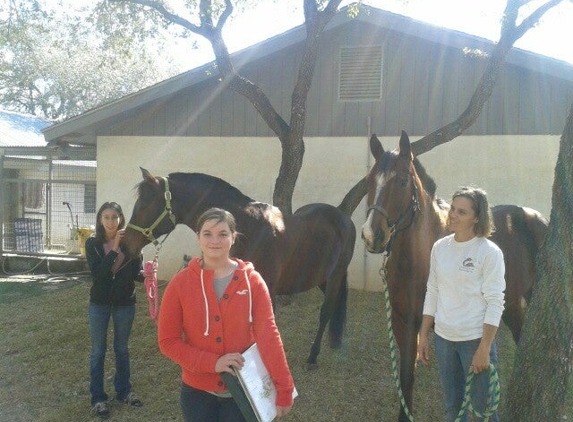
361, 223, 391, 254
122, 227, 148, 258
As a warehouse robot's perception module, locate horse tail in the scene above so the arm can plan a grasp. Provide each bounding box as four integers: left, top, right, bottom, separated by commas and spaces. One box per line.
336, 177, 367, 217
329, 221, 355, 349
328, 270, 348, 349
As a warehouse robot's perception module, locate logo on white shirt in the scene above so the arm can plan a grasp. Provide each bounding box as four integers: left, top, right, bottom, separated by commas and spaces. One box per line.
459, 257, 476, 272
462, 258, 475, 268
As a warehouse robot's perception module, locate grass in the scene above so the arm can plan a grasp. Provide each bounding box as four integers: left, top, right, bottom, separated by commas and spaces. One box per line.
0, 279, 571, 421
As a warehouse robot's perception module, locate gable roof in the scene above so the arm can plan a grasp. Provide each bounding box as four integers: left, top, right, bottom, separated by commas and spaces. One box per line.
42, 5, 573, 146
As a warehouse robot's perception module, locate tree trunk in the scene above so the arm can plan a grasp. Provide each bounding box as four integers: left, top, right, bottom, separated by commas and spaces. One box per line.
502, 103, 573, 420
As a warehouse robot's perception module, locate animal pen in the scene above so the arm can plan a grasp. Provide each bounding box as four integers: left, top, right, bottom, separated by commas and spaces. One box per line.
0, 146, 96, 273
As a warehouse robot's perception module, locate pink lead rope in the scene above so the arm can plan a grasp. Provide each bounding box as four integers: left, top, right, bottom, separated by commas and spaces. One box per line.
143, 259, 159, 324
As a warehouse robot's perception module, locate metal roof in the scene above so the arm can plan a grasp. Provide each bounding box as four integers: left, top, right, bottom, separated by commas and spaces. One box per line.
0, 109, 51, 147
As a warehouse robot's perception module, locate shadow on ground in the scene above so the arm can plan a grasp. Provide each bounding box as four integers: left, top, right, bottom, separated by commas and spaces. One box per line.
0, 273, 90, 303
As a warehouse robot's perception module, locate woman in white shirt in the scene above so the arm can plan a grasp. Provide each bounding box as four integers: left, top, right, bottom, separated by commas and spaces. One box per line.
418, 187, 505, 422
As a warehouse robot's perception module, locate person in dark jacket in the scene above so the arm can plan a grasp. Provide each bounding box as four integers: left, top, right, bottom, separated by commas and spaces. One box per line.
85, 201, 144, 419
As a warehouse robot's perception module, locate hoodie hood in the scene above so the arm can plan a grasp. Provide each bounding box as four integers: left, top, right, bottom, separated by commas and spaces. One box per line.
187, 256, 254, 275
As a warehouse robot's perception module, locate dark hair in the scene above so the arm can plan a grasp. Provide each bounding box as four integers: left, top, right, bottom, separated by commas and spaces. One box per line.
196, 207, 238, 235
451, 187, 495, 237
95, 202, 125, 242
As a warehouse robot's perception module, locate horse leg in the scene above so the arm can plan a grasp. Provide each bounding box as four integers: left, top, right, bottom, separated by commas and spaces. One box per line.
502, 301, 526, 344
306, 269, 348, 370
305, 282, 328, 370
393, 315, 418, 422
502, 259, 533, 344
328, 269, 348, 349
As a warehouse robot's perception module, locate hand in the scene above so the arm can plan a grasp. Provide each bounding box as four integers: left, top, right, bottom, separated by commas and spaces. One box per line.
471, 347, 490, 374
215, 353, 245, 374
113, 229, 125, 251
417, 335, 430, 365
276, 404, 293, 418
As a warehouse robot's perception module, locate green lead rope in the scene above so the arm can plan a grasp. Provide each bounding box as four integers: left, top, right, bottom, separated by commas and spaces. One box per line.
455, 364, 500, 421
379, 263, 501, 422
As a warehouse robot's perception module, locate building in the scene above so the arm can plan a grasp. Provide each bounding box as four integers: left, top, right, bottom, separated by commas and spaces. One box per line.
0, 109, 96, 259
42, 6, 573, 288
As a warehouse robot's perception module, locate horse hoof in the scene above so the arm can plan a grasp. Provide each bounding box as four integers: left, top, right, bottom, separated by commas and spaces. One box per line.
305, 362, 319, 371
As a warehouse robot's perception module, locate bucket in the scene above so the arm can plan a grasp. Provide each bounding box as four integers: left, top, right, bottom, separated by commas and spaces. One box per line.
77, 228, 95, 257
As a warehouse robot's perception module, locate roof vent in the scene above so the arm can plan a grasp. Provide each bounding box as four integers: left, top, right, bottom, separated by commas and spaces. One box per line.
339, 46, 383, 101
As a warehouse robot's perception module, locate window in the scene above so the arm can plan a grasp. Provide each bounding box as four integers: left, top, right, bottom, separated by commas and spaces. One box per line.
338, 46, 383, 101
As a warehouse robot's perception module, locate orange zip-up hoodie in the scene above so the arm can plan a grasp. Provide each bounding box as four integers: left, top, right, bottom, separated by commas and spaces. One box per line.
158, 257, 295, 407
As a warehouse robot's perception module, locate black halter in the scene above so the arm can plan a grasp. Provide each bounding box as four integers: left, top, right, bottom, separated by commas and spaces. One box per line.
366, 176, 421, 254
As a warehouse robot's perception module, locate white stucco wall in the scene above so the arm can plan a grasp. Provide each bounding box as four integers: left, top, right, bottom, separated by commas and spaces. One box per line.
97, 135, 558, 291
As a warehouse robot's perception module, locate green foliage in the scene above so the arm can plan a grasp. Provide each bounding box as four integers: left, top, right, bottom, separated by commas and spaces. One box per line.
0, 0, 183, 120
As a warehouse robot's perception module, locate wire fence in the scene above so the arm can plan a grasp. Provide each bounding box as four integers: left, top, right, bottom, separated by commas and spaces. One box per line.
1, 152, 96, 256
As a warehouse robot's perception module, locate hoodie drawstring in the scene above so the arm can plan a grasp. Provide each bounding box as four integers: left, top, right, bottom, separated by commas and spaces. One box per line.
244, 270, 253, 324
200, 269, 209, 336
200, 267, 253, 337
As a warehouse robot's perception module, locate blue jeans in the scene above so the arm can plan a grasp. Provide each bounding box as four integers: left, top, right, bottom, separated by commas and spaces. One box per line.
180, 382, 247, 422
434, 335, 499, 422
89, 303, 135, 405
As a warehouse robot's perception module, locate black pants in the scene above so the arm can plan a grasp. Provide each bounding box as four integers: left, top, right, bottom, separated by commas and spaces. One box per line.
180, 382, 247, 422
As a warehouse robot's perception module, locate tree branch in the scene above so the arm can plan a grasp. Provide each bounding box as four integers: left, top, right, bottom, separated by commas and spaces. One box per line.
118, 0, 290, 139
215, 0, 234, 31
290, 0, 342, 136
410, 0, 565, 156
114, 0, 205, 35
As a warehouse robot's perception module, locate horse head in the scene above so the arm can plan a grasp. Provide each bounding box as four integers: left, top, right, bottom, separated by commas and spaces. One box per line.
123, 167, 178, 258
361, 131, 422, 254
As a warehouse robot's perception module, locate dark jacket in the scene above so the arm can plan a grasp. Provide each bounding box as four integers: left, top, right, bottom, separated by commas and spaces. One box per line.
85, 236, 143, 306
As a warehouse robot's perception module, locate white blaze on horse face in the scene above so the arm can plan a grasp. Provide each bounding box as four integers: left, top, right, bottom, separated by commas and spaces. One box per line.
361, 170, 395, 247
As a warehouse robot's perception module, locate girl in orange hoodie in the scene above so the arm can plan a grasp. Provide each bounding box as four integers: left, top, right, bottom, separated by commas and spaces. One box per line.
158, 207, 295, 422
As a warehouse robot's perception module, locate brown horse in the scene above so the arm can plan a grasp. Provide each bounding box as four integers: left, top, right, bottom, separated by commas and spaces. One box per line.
361, 131, 548, 422
122, 168, 356, 369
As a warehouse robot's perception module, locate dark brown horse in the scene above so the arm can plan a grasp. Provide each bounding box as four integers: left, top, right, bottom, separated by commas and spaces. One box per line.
123, 168, 356, 369
361, 131, 548, 422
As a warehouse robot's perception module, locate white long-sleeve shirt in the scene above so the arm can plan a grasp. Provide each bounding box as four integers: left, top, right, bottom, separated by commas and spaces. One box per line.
422, 234, 506, 341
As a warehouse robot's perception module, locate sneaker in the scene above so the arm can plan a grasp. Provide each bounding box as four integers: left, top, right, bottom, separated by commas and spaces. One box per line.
120, 392, 143, 407
91, 401, 110, 419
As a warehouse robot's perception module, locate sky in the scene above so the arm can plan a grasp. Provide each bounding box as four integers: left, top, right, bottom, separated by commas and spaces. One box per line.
172, 0, 573, 70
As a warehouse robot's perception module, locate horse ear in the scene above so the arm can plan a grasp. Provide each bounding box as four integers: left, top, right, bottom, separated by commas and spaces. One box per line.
140, 167, 155, 183
398, 130, 412, 159
369, 134, 384, 158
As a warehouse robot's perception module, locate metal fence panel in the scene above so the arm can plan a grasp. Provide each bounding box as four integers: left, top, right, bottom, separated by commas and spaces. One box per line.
1, 154, 96, 255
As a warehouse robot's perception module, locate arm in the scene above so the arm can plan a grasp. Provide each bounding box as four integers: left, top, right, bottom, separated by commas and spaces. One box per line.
471, 323, 498, 373
481, 247, 506, 327
249, 271, 295, 410
85, 237, 117, 284
418, 315, 435, 365
130, 253, 145, 283
418, 245, 439, 365
473, 246, 505, 373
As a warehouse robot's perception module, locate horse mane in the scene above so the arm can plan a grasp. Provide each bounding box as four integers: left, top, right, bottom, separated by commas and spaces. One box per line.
165, 172, 285, 234
167, 172, 256, 203
412, 157, 437, 198
245, 201, 286, 234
